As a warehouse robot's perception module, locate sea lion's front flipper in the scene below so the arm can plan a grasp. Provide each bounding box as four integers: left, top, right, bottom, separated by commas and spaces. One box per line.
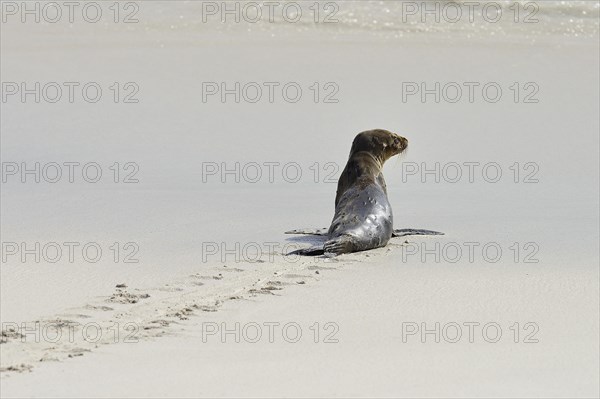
284, 228, 329, 236
392, 228, 444, 237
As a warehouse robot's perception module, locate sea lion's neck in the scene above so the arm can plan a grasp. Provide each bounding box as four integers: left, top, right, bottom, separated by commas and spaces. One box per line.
334, 150, 386, 207
350, 151, 384, 173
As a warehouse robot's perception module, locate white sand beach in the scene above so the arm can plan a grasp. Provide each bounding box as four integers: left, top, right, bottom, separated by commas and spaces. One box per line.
1, 1, 599, 397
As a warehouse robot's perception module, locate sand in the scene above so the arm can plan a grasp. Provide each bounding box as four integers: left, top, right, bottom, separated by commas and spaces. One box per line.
1, 1, 598, 397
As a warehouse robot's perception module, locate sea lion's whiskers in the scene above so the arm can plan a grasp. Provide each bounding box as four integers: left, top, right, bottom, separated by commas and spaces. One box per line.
396, 148, 407, 164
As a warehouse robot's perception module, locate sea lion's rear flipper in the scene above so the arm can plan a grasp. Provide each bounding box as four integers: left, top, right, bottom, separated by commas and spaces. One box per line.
392, 228, 444, 237
286, 246, 325, 256
284, 228, 329, 236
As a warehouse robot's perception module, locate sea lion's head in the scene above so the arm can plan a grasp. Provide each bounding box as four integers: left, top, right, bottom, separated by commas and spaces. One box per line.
350, 129, 408, 164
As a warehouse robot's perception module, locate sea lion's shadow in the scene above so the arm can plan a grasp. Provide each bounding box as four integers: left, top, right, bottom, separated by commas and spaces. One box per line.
284, 235, 327, 246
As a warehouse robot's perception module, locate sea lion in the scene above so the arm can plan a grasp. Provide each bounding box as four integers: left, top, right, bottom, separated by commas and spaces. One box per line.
286, 129, 442, 256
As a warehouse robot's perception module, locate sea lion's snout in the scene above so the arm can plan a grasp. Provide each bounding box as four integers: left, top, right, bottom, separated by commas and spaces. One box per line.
392, 134, 408, 153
